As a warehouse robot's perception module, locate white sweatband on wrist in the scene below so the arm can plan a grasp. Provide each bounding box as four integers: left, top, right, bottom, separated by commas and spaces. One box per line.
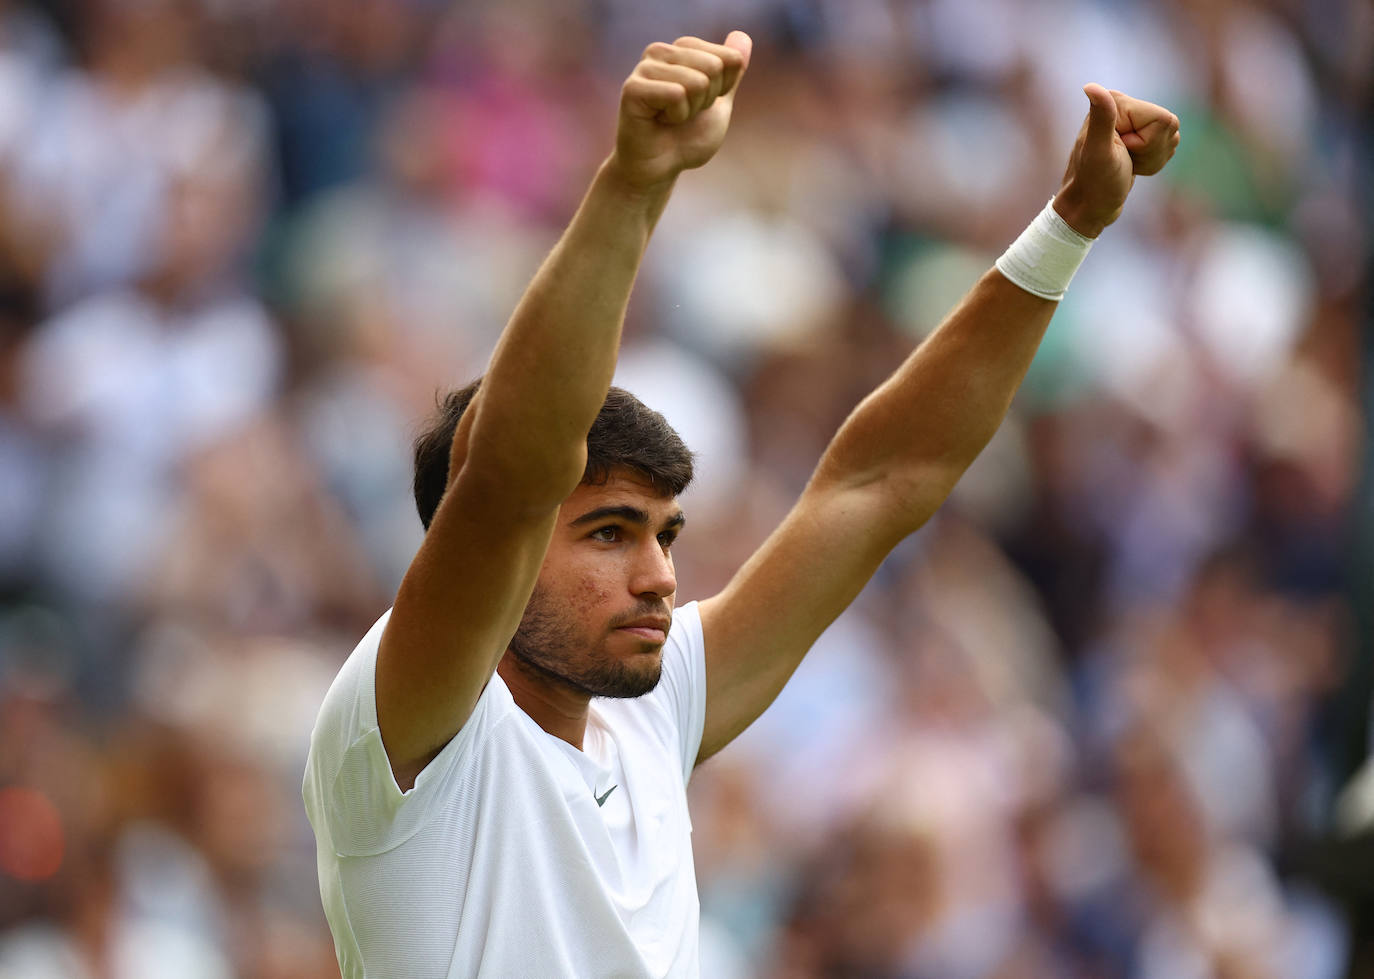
994, 198, 1095, 302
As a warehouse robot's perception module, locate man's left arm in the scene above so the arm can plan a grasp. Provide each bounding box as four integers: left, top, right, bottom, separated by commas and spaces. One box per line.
696, 85, 1180, 762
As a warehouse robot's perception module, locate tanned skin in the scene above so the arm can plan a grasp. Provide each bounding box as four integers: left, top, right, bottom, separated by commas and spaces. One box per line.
375, 31, 1181, 790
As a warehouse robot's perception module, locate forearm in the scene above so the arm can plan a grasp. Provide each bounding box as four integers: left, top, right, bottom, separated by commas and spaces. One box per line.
691, 85, 1180, 764
810, 80, 1183, 533
457, 160, 673, 501
693, 267, 1061, 760
448, 32, 752, 506
812, 269, 1056, 527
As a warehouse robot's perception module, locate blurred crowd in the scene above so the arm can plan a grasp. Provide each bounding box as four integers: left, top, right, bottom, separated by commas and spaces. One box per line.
0, 0, 1369, 976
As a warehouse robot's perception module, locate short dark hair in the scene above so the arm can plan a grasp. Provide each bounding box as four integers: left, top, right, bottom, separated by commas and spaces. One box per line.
412, 379, 695, 530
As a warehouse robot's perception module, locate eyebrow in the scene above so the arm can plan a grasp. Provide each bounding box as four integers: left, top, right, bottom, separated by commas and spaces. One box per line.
570, 505, 686, 532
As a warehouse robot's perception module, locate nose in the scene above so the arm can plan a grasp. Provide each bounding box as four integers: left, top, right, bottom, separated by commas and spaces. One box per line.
630, 537, 676, 600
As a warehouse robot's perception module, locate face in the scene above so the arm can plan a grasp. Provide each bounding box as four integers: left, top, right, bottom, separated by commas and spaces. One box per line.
507, 469, 683, 700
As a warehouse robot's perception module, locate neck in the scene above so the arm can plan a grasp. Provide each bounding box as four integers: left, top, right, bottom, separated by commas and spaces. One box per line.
497, 654, 591, 749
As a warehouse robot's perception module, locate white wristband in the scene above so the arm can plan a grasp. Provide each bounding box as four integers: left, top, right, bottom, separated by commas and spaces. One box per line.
994, 198, 1095, 302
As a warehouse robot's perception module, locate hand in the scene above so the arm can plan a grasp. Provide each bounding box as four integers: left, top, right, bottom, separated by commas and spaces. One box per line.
607, 31, 752, 194
1053, 84, 1181, 238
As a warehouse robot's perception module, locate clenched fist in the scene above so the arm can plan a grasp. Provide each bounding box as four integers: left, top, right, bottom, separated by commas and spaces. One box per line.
1054, 84, 1181, 238
607, 31, 752, 193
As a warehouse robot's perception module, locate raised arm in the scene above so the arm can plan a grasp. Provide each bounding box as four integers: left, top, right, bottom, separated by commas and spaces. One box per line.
378, 33, 752, 788
696, 85, 1180, 761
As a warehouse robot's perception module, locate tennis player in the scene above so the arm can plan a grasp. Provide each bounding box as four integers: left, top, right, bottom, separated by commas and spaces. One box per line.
304, 29, 1179, 978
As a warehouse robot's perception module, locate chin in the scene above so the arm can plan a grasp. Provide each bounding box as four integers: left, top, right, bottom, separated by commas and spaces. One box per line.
595, 657, 663, 699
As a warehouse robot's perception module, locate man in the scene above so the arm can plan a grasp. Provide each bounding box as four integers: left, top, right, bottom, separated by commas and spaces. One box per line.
303, 30, 1180, 978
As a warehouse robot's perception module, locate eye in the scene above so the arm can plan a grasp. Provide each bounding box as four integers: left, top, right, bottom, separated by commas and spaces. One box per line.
591, 525, 621, 543
657, 531, 678, 549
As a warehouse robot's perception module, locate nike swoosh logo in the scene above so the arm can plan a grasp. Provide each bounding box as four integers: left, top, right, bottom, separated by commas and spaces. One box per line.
595, 785, 617, 807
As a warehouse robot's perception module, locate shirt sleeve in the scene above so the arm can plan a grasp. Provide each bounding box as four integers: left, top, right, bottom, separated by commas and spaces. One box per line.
301, 609, 506, 856
651, 601, 708, 784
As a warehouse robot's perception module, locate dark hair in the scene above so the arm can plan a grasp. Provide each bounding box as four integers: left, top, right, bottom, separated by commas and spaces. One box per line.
412, 379, 695, 530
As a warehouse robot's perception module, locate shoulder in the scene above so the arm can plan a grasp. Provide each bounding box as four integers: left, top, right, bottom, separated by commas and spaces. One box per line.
304, 609, 527, 855
306, 608, 526, 792
310, 608, 394, 756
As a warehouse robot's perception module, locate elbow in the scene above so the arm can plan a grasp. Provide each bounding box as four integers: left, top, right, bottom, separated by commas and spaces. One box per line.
894, 458, 974, 528
805, 463, 963, 553
424, 427, 586, 528
813, 451, 967, 525
455, 395, 593, 508
878, 464, 964, 531
462, 440, 589, 512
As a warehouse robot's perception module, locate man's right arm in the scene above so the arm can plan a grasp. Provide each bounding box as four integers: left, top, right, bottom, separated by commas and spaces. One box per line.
375, 33, 752, 789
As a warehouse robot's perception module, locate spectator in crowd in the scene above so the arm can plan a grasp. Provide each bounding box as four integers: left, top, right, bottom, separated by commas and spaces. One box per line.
0, 0, 1366, 976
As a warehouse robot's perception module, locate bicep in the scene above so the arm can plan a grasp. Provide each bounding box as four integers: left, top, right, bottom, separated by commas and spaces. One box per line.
377, 465, 559, 786
696, 477, 924, 762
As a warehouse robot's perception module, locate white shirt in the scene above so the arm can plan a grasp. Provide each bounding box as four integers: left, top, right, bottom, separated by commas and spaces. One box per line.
303, 602, 708, 979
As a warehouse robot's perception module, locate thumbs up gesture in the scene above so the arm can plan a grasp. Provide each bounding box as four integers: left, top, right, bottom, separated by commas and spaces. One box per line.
1053, 84, 1181, 238
608, 31, 752, 193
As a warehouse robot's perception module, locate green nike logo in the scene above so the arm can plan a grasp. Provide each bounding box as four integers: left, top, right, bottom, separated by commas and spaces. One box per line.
595, 785, 617, 807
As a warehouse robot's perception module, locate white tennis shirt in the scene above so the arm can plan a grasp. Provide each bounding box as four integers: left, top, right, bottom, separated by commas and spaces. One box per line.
303, 601, 708, 978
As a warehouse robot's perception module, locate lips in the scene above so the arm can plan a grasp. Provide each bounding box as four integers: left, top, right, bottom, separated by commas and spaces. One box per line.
615, 618, 671, 643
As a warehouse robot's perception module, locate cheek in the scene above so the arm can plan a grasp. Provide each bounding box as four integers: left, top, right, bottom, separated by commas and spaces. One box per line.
550, 548, 630, 616
563, 562, 615, 616
575, 576, 609, 614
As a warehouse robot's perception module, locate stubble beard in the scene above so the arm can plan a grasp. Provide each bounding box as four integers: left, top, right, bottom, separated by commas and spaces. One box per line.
507, 588, 664, 699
